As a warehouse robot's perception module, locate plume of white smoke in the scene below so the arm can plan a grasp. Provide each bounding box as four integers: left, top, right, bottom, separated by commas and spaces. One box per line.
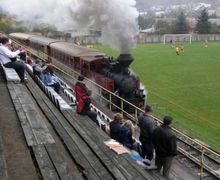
0, 0, 138, 53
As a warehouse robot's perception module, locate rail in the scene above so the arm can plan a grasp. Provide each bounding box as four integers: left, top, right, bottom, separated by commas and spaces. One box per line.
8, 35, 220, 179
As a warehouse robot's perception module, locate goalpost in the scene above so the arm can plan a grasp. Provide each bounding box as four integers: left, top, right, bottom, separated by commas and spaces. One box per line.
163, 34, 192, 44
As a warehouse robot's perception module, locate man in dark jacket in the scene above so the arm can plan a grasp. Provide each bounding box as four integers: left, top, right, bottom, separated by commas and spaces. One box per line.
138, 105, 157, 161
152, 116, 177, 179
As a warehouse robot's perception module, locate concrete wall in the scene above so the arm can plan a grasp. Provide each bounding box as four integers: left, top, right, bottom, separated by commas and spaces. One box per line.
66, 34, 220, 45
137, 33, 220, 43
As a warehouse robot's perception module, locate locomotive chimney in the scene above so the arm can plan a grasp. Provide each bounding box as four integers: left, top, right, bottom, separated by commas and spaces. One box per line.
117, 54, 133, 68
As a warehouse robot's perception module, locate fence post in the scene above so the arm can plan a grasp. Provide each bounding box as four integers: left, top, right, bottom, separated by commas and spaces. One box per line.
99, 88, 102, 104
200, 146, 205, 179
135, 108, 138, 125
109, 93, 112, 111
121, 100, 124, 116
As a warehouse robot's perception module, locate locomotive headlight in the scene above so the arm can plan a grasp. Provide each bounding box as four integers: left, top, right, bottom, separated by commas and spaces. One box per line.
136, 89, 145, 99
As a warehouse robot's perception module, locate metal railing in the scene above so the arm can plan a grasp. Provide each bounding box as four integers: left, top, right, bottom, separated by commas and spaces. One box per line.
9, 37, 220, 179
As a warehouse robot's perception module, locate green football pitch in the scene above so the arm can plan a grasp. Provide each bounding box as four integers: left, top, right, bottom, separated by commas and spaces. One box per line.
95, 42, 220, 152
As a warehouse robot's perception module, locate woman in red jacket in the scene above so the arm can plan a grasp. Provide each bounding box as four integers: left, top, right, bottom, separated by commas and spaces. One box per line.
74, 75, 98, 125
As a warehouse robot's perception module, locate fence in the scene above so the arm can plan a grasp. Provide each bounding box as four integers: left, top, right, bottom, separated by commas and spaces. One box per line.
137, 33, 220, 44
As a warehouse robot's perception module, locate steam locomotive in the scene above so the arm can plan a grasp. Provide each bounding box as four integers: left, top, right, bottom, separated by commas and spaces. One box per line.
9, 33, 145, 111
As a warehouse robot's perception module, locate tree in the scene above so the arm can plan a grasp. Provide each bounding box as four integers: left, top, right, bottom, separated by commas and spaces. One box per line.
138, 12, 156, 30
196, 9, 211, 34
138, 15, 148, 30
155, 20, 175, 34
210, 24, 220, 34
172, 12, 188, 34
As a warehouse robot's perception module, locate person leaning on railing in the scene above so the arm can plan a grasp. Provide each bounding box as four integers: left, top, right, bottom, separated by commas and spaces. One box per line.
0, 36, 27, 83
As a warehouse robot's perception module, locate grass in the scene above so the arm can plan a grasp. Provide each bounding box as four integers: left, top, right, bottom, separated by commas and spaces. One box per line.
95, 42, 220, 152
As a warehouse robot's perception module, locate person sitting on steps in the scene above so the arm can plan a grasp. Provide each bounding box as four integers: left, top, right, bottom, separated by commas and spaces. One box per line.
74, 75, 98, 125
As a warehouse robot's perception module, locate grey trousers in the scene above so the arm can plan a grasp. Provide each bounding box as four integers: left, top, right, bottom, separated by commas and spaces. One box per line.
155, 155, 174, 179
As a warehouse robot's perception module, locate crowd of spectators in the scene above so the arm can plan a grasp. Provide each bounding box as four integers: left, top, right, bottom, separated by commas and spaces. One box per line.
73, 74, 177, 179
107, 103, 177, 179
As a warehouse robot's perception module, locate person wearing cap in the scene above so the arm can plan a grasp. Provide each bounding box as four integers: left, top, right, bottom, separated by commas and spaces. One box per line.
138, 105, 157, 161
152, 116, 177, 179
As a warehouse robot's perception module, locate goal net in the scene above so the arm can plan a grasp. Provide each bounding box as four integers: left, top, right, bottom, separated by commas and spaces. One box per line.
163, 34, 192, 44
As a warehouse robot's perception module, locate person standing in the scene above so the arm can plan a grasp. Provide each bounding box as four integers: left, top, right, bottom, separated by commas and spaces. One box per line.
0, 36, 26, 83
175, 46, 180, 55
152, 116, 177, 179
138, 105, 157, 161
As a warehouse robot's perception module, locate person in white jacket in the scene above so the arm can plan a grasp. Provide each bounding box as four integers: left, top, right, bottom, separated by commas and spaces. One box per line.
0, 36, 26, 83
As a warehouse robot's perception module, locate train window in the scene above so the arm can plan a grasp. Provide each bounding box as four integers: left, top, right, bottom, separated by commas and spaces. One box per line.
70, 58, 74, 66
66, 57, 70, 64
90, 62, 95, 70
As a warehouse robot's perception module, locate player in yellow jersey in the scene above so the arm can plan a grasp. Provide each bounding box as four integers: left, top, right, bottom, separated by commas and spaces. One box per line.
175, 47, 180, 55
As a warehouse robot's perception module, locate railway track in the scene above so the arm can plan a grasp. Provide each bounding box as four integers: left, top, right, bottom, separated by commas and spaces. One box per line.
176, 134, 220, 179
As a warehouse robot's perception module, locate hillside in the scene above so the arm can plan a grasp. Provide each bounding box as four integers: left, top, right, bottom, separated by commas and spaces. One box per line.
136, 0, 220, 11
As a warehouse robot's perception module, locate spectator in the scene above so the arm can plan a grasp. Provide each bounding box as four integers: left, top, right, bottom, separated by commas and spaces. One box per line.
109, 113, 123, 142
41, 59, 52, 71
138, 105, 157, 161
33, 59, 43, 77
152, 116, 177, 179
0, 36, 26, 83
122, 120, 141, 153
41, 65, 61, 93
26, 56, 33, 66
74, 75, 98, 125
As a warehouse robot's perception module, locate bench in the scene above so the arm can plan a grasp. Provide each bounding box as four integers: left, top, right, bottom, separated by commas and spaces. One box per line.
0, 131, 7, 180
26, 63, 74, 110
0, 63, 20, 82
7, 82, 55, 146
34, 76, 72, 111
7, 79, 79, 179
32, 144, 78, 180
63, 89, 77, 106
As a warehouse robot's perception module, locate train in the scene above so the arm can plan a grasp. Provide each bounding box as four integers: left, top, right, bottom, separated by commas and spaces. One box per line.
9, 33, 145, 112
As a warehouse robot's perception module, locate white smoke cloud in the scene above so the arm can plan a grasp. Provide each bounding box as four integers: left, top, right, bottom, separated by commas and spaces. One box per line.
0, 0, 138, 53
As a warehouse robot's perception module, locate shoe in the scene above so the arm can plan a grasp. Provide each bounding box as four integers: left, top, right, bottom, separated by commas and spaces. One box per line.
21, 79, 28, 84
142, 159, 151, 166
